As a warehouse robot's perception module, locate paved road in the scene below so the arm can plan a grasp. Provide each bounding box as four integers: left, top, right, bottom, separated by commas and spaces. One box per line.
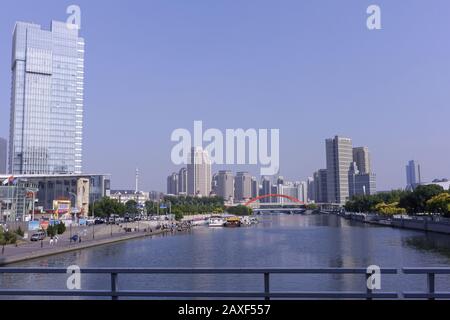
0, 221, 169, 260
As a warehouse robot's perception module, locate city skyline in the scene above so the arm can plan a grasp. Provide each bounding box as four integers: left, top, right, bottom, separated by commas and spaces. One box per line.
1, 1, 450, 191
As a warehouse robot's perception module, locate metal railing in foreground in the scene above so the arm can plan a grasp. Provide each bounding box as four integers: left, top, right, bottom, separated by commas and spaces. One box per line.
403, 268, 450, 299
0, 267, 400, 300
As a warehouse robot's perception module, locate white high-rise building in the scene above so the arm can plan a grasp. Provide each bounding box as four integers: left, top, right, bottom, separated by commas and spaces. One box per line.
187, 147, 212, 197
326, 136, 353, 204
9, 21, 85, 174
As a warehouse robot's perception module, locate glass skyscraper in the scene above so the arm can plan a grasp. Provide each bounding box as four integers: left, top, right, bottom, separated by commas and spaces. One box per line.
9, 21, 85, 174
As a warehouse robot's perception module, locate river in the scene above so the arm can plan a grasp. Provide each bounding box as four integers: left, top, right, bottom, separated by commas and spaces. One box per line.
2, 213, 450, 298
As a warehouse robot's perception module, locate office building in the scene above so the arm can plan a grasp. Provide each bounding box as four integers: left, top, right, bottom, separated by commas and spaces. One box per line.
307, 177, 314, 202
178, 167, 187, 194
216, 170, 234, 202
187, 147, 212, 197
406, 160, 421, 190
234, 172, 252, 201
260, 176, 271, 203
251, 176, 259, 199
313, 169, 328, 203
353, 147, 371, 174
166, 172, 179, 195
326, 136, 353, 204
9, 21, 85, 175
0, 174, 110, 221
348, 162, 377, 198
0, 138, 6, 174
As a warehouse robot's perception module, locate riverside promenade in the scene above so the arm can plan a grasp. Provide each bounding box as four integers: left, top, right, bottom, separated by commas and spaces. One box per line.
0, 221, 172, 266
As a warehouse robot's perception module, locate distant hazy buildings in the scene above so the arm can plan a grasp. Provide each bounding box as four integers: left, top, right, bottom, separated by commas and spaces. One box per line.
260, 176, 272, 203
9, 21, 85, 175
110, 189, 149, 208
326, 136, 353, 204
406, 160, 421, 190
251, 176, 259, 199
166, 172, 179, 195
178, 167, 187, 194
216, 170, 234, 202
313, 169, 328, 203
307, 177, 314, 202
234, 172, 252, 202
187, 147, 212, 197
0, 138, 6, 174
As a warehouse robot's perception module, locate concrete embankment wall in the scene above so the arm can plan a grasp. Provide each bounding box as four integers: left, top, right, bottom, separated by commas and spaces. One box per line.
339, 212, 450, 235
391, 219, 450, 234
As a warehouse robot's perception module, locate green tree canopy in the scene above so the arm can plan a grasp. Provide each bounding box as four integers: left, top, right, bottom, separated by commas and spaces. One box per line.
92, 197, 126, 217
426, 193, 450, 216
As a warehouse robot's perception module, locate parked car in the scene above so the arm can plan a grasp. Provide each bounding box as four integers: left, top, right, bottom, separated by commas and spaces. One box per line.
94, 218, 105, 225
30, 231, 46, 241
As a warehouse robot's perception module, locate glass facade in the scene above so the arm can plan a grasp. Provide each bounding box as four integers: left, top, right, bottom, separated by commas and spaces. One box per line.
9, 21, 85, 175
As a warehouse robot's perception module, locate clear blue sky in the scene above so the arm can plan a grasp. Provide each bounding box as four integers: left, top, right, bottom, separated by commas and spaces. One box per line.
1, 0, 449, 191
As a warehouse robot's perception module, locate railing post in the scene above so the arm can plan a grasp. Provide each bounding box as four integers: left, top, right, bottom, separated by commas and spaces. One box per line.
111, 272, 119, 300
366, 272, 373, 300
427, 273, 435, 300
264, 272, 270, 301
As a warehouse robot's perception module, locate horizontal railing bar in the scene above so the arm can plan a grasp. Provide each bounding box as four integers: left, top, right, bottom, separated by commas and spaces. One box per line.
0, 268, 398, 274
403, 292, 450, 299
0, 290, 398, 298
403, 268, 450, 274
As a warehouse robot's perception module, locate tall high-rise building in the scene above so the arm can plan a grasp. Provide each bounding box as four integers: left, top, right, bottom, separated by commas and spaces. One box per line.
251, 176, 259, 199
307, 177, 314, 202
166, 172, 179, 195
353, 147, 371, 174
0, 138, 6, 174
406, 160, 421, 190
216, 170, 234, 202
276, 176, 284, 186
313, 169, 328, 203
178, 167, 187, 194
234, 172, 252, 201
260, 176, 271, 203
187, 147, 212, 197
9, 21, 85, 175
326, 136, 353, 204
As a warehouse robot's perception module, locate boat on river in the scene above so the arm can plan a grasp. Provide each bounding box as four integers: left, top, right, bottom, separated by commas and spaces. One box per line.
208, 216, 225, 227
224, 216, 241, 228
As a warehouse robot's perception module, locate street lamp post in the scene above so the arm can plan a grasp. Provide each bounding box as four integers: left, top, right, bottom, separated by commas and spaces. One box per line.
91, 196, 96, 240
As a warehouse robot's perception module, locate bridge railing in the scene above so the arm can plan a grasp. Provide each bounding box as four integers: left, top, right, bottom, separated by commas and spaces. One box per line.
403, 268, 450, 300
0, 267, 400, 300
